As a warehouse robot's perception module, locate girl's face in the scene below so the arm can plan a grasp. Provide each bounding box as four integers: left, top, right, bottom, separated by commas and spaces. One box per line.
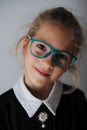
22, 23, 73, 91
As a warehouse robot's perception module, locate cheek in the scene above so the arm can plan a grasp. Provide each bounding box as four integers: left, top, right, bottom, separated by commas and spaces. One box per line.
52, 68, 66, 80
24, 51, 37, 69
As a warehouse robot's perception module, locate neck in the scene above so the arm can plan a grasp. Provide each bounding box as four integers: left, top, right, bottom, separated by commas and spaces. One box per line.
24, 77, 53, 100
28, 86, 52, 100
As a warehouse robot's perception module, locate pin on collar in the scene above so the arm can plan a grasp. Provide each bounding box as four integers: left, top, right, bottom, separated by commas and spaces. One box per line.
38, 112, 48, 128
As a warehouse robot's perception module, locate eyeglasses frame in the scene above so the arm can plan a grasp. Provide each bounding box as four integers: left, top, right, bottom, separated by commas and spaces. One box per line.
27, 35, 78, 69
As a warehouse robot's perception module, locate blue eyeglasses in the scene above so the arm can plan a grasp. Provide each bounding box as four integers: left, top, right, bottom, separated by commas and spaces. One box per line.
28, 35, 78, 69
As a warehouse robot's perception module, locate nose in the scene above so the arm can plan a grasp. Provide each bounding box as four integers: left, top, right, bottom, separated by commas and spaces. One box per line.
40, 55, 54, 69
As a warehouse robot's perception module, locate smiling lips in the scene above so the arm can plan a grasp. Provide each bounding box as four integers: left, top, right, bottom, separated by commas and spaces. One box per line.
35, 67, 50, 77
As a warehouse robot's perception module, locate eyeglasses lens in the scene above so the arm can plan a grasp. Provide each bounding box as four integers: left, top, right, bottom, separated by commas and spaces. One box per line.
31, 40, 74, 68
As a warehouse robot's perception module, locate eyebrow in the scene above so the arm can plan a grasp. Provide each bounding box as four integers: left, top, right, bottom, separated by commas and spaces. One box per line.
33, 36, 58, 51
31, 36, 72, 54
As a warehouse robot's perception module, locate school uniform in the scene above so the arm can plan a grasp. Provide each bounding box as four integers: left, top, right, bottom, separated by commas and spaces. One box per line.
0, 76, 87, 130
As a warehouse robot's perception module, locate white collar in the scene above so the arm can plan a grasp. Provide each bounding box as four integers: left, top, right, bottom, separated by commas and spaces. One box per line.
13, 76, 63, 117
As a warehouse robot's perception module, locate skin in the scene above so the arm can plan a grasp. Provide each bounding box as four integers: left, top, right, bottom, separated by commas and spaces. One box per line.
22, 23, 74, 100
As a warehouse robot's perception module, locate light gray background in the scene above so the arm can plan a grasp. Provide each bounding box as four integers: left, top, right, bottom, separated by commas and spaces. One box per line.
0, 0, 87, 97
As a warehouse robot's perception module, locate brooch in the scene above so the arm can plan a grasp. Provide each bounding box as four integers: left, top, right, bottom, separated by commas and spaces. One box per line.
38, 112, 48, 128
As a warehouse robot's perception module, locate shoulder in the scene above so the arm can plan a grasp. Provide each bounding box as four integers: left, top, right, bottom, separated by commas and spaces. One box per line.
0, 89, 15, 108
0, 89, 14, 99
62, 83, 87, 109
63, 83, 86, 99
56, 84, 87, 128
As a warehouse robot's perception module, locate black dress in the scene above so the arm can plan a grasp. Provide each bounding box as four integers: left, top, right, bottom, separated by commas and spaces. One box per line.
0, 87, 87, 130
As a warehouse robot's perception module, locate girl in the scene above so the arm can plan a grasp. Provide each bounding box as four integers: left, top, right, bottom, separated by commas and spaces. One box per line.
0, 7, 87, 130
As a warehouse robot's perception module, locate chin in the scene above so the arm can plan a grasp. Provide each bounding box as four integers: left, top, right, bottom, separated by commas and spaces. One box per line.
34, 79, 48, 87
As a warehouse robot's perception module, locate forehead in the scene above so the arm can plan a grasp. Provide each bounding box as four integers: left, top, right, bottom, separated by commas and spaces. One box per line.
34, 23, 74, 52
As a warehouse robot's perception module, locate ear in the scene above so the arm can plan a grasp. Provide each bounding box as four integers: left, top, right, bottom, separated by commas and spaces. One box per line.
22, 37, 29, 56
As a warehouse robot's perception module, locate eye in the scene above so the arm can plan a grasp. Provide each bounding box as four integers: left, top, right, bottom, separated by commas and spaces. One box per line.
58, 53, 68, 60
56, 53, 72, 62
36, 43, 46, 51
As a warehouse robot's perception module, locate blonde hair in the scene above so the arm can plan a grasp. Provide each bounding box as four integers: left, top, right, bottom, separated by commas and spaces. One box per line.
16, 7, 85, 92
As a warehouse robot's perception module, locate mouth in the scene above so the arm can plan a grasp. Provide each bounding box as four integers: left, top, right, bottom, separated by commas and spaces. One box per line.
35, 67, 50, 77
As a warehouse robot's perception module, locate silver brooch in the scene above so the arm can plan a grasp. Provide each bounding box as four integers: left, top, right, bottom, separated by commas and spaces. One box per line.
38, 112, 48, 128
